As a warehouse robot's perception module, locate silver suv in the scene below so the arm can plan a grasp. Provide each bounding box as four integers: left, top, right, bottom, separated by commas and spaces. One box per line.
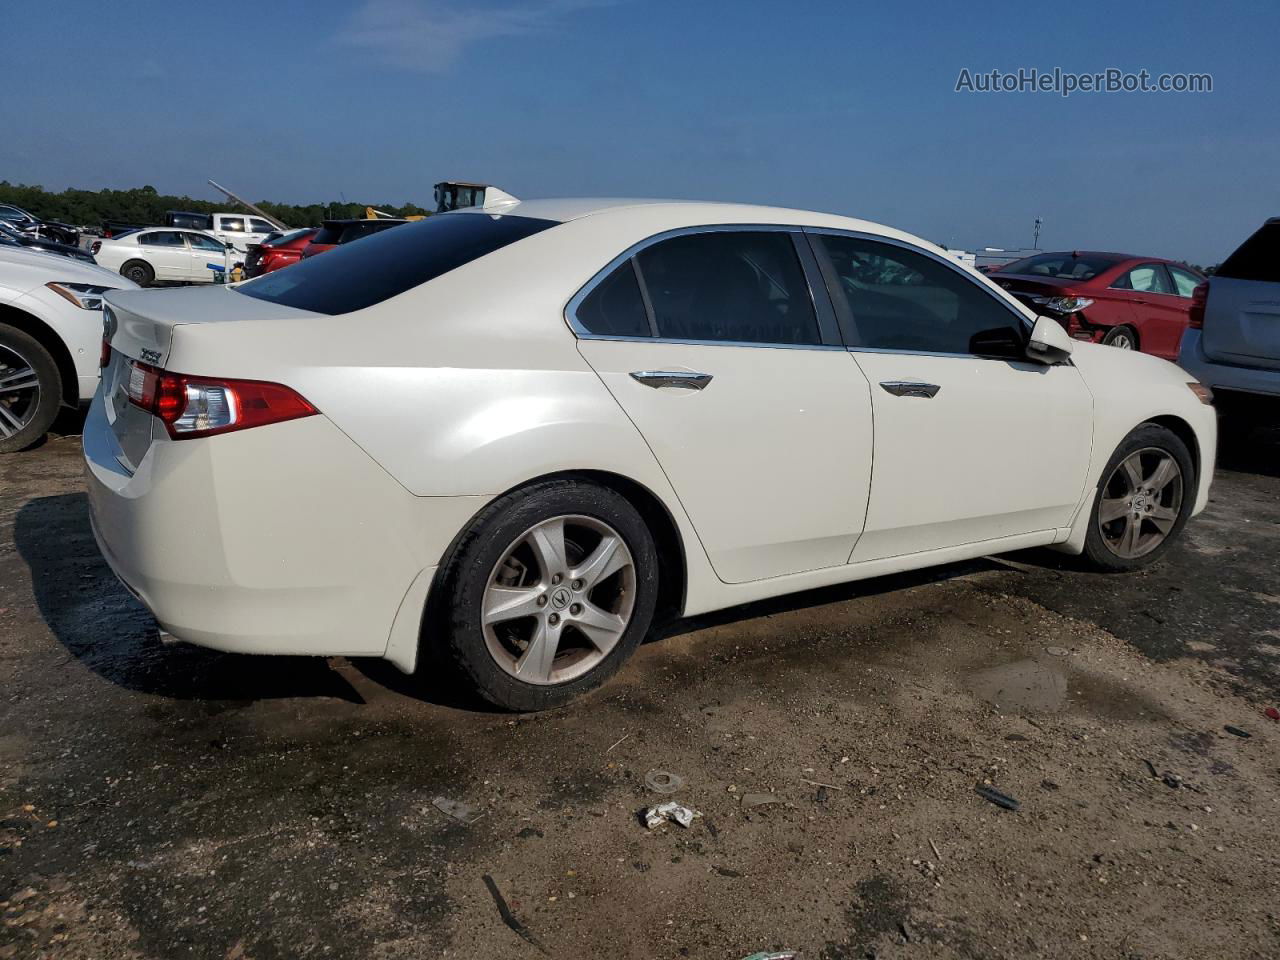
1179, 218, 1280, 437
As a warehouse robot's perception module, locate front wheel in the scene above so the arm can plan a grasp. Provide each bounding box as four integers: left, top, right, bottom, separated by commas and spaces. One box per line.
436, 479, 660, 711
0, 324, 62, 453
1102, 325, 1138, 350
1083, 424, 1195, 571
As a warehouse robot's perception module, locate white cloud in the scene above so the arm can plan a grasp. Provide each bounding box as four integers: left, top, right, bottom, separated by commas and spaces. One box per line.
340, 0, 609, 72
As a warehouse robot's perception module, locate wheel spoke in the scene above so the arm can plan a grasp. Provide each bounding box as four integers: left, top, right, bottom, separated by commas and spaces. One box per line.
1120, 456, 1144, 491
1098, 497, 1129, 523
482, 585, 544, 625
515, 619, 562, 682
526, 519, 568, 579
1119, 516, 1142, 556
1146, 456, 1178, 493
572, 534, 628, 589
0, 401, 25, 437
0, 367, 37, 392
571, 600, 627, 654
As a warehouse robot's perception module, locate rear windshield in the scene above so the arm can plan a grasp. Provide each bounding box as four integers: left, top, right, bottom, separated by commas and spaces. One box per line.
1216, 221, 1280, 283
339, 220, 405, 242
997, 252, 1122, 281
237, 213, 557, 315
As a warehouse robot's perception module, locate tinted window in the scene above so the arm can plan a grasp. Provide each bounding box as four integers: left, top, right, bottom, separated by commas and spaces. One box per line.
219, 217, 246, 233
821, 235, 1024, 355
250, 218, 275, 233
238, 213, 556, 315
1168, 265, 1202, 297
340, 220, 404, 242
999, 252, 1121, 281
311, 223, 343, 245
1216, 221, 1280, 283
139, 231, 187, 247
1114, 263, 1173, 294
0, 205, 30, 222
634, 231, 819, 345
187, 233, 226, 251
576, 261, 651, 337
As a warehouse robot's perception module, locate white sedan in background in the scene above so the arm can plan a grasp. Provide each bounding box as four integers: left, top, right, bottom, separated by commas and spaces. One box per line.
91, 228, 237, 286
85, 198, 1216, 710
0, 246, 136, 451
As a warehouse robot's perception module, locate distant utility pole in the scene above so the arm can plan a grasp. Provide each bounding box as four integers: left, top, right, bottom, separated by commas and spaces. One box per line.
1033, 217, 1043, 249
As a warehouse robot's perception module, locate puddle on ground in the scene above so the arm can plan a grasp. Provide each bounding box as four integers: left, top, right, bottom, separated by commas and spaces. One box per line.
963, 653, 1165, 721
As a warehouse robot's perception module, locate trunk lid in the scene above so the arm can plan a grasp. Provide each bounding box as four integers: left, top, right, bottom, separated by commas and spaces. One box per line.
101, 285, 316, 472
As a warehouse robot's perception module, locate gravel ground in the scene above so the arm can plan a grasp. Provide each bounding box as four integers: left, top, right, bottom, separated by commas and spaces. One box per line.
1, 422, 1278, 960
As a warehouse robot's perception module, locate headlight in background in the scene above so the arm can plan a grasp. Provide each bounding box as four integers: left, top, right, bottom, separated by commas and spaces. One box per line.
45, 281, 115, 310
1035, 295, 1095, 314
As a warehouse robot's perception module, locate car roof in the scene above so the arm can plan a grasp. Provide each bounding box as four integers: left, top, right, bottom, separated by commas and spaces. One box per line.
450, 197, 936, 245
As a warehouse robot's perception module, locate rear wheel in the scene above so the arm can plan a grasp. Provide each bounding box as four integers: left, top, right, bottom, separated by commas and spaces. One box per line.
435, 479, 659, 711
1102, 325, 1137, 350
0, 324, 62, 453
120, 259, 154, 286
1083, 424, 1194, 571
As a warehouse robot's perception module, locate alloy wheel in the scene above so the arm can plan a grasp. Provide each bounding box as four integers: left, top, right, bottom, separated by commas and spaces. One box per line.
1109, 333, 1134, 349
1097, 447, 1183, 559
482, 515, 637, 685
0, 344, 40, 440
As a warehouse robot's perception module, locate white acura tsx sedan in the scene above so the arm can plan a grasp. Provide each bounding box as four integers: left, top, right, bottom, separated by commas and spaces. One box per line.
85, 198, 1216, 710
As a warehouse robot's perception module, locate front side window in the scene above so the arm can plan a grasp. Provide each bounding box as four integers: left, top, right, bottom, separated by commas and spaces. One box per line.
1168, 265, 1202, 297
632, 231, 820, 345
1113, 263, 1173, 294
0, 205, 30, 222
140, 231, 187, 247
238, 213, 556, 315
249, 218, 275, 233
820, 235, 1025, 356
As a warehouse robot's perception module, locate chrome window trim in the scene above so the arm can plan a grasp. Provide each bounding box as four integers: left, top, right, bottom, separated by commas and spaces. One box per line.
564, 223, 837, 351
804, 227, 1037, 348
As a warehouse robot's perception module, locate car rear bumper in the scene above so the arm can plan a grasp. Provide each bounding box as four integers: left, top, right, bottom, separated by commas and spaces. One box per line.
83, 390, 486, 665
1178, 329, 1280, 399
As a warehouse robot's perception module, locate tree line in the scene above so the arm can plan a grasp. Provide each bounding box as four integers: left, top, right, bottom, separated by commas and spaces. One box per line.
0, 182, 432, 228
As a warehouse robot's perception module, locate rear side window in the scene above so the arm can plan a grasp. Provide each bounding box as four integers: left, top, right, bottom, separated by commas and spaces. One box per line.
238, 213, 556, 315
1168, 265, 1202, 297
634, 231, 820, 344
219, 217, 246, 233
576, 261, 651, 337
139, 231, 187, 247
1216, 221, 1280, 283
820, 235, 1025, 356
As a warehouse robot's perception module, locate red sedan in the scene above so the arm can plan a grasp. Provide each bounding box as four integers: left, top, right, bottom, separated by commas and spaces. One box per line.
989, 252, 1205, 361
243, 228, 318, 279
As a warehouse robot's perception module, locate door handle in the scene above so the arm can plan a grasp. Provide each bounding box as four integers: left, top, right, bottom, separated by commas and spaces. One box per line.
879, 380, 941, 399
629, 370, 713, 390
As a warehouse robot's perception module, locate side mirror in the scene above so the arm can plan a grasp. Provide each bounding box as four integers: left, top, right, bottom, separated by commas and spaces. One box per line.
1026, 315, 1074, 364
225, 242, 235, 250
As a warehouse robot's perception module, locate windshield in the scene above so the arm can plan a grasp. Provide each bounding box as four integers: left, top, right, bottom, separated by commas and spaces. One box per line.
237, 213, 557, 315
998, 252, 1122, 281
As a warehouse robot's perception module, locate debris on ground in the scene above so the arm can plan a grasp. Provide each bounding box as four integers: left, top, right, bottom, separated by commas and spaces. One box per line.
798, 777, 843, 791
739, 952, 796, 960
644, 769, 686, 793
815, 786, 829, 803
642, 801, 700, 829
741, 793, 782, 808
930, 838, 943, 861
482, 874, 548, 955
975, 783, 1020, 811
1142, 758, 1160, 779
1224, 725, 1251, 738
1161, 771, 1184, 790
1265, 707, 1280, 721
432, 796, 484, 824
1044, 645, 1070, 657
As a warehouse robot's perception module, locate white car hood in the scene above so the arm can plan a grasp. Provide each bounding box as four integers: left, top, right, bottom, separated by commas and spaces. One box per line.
0, 244, 133, 297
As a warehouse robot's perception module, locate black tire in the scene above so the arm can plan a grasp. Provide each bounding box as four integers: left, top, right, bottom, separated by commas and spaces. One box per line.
1101, 325, 1138, 350
433, 478, 660, 711
120, 259, 154, 286
1082, 423, 1195, 571
0, 324, 63, 454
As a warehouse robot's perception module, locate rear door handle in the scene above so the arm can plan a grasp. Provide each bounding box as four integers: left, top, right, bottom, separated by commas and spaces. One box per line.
630, 370, 713, 390
879, 380, 941, 399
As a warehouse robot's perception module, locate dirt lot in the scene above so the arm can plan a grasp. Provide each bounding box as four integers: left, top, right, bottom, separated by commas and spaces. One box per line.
2, 425, 1278, 960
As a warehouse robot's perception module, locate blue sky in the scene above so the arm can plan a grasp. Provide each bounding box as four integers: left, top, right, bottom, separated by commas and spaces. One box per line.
2, 0, 1276, 263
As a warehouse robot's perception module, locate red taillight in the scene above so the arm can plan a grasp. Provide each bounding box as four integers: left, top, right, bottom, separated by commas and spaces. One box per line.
1188, 281, 1208, 329
125, 360, 317, 439
100, 338, 111, 369
91, 240, 101, 255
